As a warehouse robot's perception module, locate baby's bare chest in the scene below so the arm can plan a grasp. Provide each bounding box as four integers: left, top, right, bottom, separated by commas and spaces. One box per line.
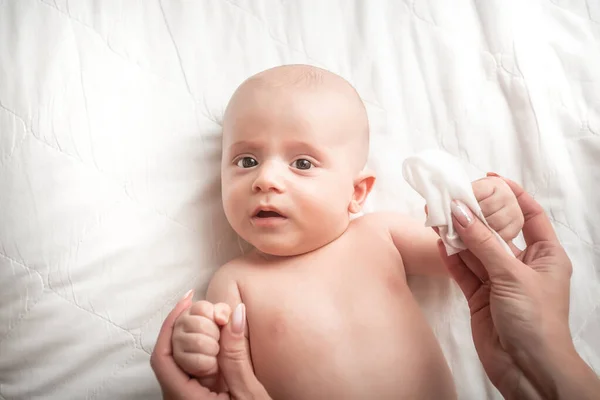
234, 238, 450, 399
240, 233, 407, 335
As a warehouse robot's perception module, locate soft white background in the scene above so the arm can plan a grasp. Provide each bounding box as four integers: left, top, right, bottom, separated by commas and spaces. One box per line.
1, 1, 598, 399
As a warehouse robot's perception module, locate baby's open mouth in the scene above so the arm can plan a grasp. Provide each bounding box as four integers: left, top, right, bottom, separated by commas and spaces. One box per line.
256, 210, 284, 218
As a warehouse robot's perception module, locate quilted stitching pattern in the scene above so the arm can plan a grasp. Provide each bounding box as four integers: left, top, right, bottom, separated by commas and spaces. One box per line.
1, 1, 599, 399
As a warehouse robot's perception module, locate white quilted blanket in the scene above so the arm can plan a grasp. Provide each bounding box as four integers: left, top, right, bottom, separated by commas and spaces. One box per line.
1, 1, 599, 399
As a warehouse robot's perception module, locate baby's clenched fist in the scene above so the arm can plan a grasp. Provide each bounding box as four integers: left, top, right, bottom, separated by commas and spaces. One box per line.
172, 300, 231, 390
472, 175, 525, 242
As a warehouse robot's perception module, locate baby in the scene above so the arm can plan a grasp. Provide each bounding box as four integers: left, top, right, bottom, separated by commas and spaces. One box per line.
172, 65, 524, 399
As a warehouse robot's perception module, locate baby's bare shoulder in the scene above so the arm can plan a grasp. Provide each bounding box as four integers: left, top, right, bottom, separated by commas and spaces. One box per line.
209, 251, 271, 287
347, 212, 401, 247
205, 255, 255, 302
351, 211, 414, 232
210, 254, 253, 283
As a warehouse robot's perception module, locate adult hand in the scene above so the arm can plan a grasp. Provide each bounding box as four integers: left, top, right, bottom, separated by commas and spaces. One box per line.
150, 290, 271, 400
437, 175, 599, 399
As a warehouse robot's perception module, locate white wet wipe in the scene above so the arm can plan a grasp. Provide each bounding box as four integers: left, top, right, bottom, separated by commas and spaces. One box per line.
402, 149, 513, 256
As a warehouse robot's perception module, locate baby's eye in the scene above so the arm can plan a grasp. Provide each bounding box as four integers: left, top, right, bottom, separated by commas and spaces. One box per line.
292, 159, 312, 170
236, 157, 258, 168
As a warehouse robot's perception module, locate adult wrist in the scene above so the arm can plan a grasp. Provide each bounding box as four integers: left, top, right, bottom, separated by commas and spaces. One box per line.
549, 351, 600, 400
516, 338, 599, 400
505, 330, 574, 399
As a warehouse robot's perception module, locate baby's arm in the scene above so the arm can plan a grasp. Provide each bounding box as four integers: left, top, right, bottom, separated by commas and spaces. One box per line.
385, 213, 447, 276
205, 264, 245, 331
387, 176, 524, 276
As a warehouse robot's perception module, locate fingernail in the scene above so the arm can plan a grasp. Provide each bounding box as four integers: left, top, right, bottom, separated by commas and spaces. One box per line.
451, 200, 473, 227
232, 303, 245, 335
486, 172, 500, 177
180, 289, 194, 302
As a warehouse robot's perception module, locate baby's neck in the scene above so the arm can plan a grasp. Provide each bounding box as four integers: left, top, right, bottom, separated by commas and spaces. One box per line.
252, 248, 283, 262
249, 247, 312, 263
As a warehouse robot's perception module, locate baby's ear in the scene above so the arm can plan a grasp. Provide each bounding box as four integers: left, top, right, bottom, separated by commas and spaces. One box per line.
349, 170, 376, 213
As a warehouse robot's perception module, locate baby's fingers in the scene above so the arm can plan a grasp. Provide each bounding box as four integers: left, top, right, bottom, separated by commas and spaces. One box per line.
177, 314, 220, 339
177, 352, 219, 378
482, 205, 523, 242
189, 300, 215, 319
472, 177, 500, 204
177, 333, 220, 356
214, 303, 232, 326
188, 300, 231, 327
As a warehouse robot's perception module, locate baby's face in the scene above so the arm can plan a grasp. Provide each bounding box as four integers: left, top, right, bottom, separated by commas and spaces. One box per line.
221, 82, 365, 256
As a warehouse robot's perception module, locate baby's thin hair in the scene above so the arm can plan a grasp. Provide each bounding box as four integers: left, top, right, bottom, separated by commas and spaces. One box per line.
248, 64, 327, 89
287, 65, 325, 87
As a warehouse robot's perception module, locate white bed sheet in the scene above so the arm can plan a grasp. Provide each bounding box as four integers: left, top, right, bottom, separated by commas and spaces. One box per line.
1, 1, 599, 399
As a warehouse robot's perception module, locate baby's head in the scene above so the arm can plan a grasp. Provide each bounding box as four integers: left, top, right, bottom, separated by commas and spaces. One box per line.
221, 65, 375, 256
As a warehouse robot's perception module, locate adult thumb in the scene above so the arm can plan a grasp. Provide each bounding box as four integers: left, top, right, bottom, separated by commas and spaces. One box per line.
450, 200, 514, 277
219, 304, 270, 400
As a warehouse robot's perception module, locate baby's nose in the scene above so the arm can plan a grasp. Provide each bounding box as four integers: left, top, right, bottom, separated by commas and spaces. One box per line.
252, 162, 285, 193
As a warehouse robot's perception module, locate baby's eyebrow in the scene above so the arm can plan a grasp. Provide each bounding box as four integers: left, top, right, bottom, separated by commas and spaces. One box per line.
287, 141, 327, 160
226, 139, 328, 161
227, 140, 261, 154
289, 140, 319, 152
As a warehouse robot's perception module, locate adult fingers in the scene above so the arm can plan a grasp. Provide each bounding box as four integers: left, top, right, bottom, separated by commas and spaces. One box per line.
458, 250, 489, 283
497, 176, 559, 246
219, 304, 272, 400
431, 204, 520, 271
150, 290, 198, 392
436, 240, 481, 300
507, 241, 523, 258
450, 200, 515, 277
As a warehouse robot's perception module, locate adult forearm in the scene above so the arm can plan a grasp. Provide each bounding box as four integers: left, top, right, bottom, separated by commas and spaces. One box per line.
517, 341, 600, 400
551, 353, 600, 400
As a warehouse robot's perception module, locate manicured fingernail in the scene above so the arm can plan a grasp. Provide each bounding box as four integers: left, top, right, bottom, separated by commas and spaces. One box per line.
180, 289, 194, 301
232, 303, 245, 334
486, 172, 500, 177
451, 200, 473, 227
